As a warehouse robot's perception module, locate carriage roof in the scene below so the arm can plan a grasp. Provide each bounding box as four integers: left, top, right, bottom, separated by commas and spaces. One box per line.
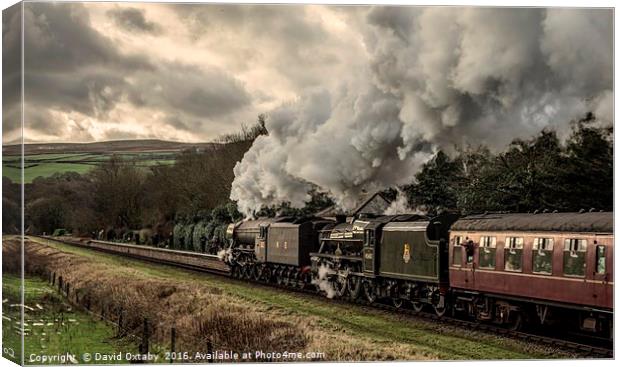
451, 212, 613, 233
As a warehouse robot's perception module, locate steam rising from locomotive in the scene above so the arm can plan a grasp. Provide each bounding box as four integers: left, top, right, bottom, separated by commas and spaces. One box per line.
230, 8, 612, 217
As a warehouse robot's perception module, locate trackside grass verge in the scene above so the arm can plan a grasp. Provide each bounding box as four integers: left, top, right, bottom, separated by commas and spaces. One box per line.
20, 236, 579, 361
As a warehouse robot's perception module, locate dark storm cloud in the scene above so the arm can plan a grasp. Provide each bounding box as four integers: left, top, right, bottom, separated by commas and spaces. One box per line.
13, 2, 253, 141
18, 2, 152, 136
2, 3, 22, 138
128, 62, 251, 119
165, 116, 191, 131
25, 71, 128, 117
107, 6, 163, 35
24, 3, 152, 72
173, 4, 343, 89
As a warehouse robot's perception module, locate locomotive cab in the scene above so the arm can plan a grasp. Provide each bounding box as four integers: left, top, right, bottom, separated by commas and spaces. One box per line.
362, 221, 383, 276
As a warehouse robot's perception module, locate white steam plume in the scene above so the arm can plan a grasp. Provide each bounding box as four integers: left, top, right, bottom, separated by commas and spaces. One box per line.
383, 189, 425, 215
217, 248, 232, 263
312, 264, 336, 299
231, 8, 612, 217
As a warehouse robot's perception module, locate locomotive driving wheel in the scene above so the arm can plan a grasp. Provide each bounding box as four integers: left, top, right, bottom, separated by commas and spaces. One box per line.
347, 276, 362, 301
285, 268, 296, 287
262, 267, 272, 283
412, 301, 424, 313
252, 265, 262, 281
297, 271, 310, 289
276, 268, 286, 285
242, 265, 252, 279
392, 297, 404, 309
434, 304, 448, 318
364, 281, 378, 303
332, 275, 348, 298
231, 265, 241, 279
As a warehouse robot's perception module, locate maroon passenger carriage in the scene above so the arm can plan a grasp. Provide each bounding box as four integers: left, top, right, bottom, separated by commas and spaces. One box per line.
449, 212, 613, 337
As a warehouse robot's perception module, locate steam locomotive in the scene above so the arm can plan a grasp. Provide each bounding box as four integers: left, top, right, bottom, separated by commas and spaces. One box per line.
222, 211, 613, 337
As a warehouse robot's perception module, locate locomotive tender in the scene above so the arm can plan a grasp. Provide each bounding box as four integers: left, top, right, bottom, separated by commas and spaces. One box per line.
222, 211, 613, 336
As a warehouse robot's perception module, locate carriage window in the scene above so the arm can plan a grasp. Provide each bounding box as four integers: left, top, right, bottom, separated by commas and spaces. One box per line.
563, 239, 587, 277
452, 236, 462, 266
504, 237, 523, 272
532, 238, 554, 275
478, 236, 496, 269
596, 245, 606, 274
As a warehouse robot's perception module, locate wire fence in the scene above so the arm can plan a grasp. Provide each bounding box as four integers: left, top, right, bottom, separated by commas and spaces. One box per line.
44, 269, 215, 364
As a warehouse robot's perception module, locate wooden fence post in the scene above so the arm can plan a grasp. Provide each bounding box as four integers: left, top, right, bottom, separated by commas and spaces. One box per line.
117, 308, 123, 337
169, 327, 176, 363
207, 339, 213, 363
140, 318, 150, 355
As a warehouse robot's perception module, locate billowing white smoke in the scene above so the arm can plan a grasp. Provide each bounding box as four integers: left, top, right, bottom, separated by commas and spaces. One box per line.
217, 248, 232, 263
231, 7, 612, 217
383, 189, 425, 215
311, 264, 336, 299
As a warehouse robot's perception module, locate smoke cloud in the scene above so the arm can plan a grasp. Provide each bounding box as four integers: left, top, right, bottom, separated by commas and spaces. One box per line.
312, 264, 336, 299
231, 7, 612, 217
383, 189, 423, 215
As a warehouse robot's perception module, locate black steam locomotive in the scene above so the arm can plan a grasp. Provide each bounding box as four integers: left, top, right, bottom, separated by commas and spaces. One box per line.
223, 213, 459, 316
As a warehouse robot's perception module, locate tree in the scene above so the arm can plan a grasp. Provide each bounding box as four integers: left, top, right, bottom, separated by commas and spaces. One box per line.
90, 156, 147, 229
562, 115, 613, 211
404, 150, 462, 214
2, 177, 20, 233
26, 196, 67, 234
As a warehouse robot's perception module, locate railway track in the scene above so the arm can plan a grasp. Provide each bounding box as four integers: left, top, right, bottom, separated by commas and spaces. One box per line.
29, 235, 613, 359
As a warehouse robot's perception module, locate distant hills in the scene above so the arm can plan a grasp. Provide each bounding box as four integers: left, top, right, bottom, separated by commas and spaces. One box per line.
3, 139, 217, 155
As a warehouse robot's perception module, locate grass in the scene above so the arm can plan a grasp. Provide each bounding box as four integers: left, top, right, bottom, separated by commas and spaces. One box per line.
2, 152, 178, 183
22, 236, 577, 361
2, 273, 137, 364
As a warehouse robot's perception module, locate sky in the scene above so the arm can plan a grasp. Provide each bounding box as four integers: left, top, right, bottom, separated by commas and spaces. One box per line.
3, 2, 372, 143
1, 2, 613, 147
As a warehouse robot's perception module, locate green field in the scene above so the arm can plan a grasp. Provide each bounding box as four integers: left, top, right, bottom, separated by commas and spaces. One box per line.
2, 274, 137, 364
2, 152, 178, 183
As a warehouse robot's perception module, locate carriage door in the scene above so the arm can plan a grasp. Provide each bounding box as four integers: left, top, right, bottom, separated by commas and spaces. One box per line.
591, 235, 611, 306
363, 229, 377, 275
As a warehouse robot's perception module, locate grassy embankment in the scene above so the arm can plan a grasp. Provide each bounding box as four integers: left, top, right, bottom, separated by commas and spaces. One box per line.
1, 273, 136, 364
19, 236, 578, 362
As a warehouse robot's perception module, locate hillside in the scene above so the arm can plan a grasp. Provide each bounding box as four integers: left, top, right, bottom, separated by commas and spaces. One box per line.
3, 139, 217, 155
1, 139, 223, 183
